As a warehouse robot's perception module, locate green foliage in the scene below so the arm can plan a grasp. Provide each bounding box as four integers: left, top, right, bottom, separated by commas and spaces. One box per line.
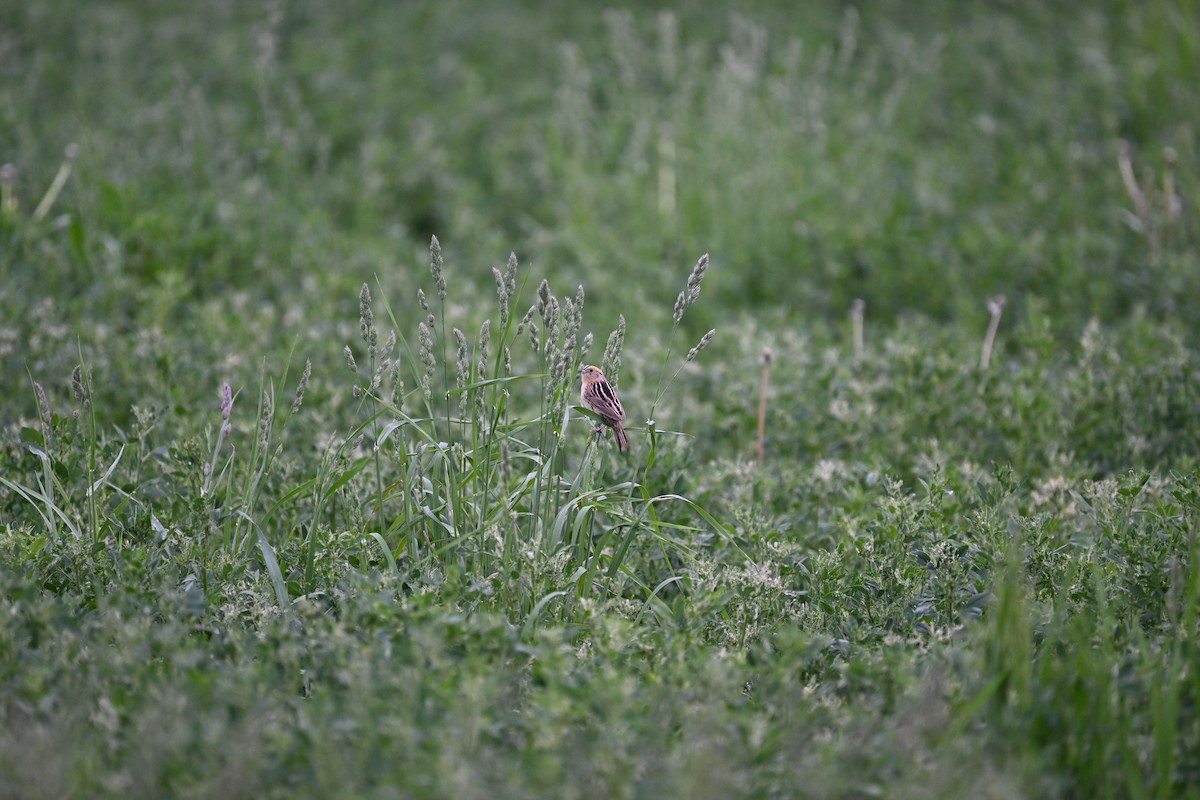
3, 1, 1200, 797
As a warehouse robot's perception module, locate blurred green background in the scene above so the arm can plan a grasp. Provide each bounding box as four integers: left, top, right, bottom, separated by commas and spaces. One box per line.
3, 0, 1195, 347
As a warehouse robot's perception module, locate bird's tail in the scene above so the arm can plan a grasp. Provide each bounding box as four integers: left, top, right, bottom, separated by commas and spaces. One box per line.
613, 422, 629, 453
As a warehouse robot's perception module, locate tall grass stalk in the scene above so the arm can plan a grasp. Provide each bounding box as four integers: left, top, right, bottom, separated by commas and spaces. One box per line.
73, 349, 101, 544
756, 347, 771, 465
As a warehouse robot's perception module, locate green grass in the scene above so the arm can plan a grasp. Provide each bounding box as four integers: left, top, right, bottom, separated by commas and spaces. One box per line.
2, 1, 1200, 797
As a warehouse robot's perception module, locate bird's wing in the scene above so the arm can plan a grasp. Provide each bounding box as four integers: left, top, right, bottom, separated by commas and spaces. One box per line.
587, 380, 626, 421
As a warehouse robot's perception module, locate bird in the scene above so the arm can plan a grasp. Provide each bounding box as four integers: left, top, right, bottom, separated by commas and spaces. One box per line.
579, 364, 629, 452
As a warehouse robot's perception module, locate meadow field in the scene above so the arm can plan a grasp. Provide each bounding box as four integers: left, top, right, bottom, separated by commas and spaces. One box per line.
2, 1, 1199, 797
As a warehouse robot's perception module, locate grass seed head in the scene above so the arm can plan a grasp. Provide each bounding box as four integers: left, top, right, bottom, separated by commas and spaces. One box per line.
454, 327, 469, 416
418, 322, 435, 402
493, 266, 509, 327
553, 333, 575, 387
542, 295, 560, 360
220, 383, 233, 422
291, 358, 312, 414
476, 321, 491, 424
34, 381, 51, 443
602, 314, 626, 379
477, 320, 491, 379
686, 328, 717, 362
258, 390, 273, 451
219, 383, 233, 436
390, 361, 404, 409
686, 253, 709, 305
358, 283, 375, 352
517, 305, 535, 337
429, 235, 446, 301
504, 251, 518, 297
72, 363, 90, 408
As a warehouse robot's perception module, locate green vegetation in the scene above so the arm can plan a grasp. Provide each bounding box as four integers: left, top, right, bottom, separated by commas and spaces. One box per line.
2, 1, 1199, 796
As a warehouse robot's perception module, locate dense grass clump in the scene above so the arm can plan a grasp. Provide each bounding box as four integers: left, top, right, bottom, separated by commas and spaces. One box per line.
2, 1, 1199, 797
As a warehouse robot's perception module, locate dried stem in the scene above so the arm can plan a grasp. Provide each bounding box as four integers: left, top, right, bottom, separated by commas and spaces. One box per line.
1163, 147, 1181, 223
851, 298, 865, 360
1117, 140, 1159, 259
32, 143, 79, 221
980, 295, 1006, 370
0, 164, 15, 214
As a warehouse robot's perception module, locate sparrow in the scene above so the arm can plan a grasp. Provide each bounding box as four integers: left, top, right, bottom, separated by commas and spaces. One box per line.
579, 364, 629, 452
